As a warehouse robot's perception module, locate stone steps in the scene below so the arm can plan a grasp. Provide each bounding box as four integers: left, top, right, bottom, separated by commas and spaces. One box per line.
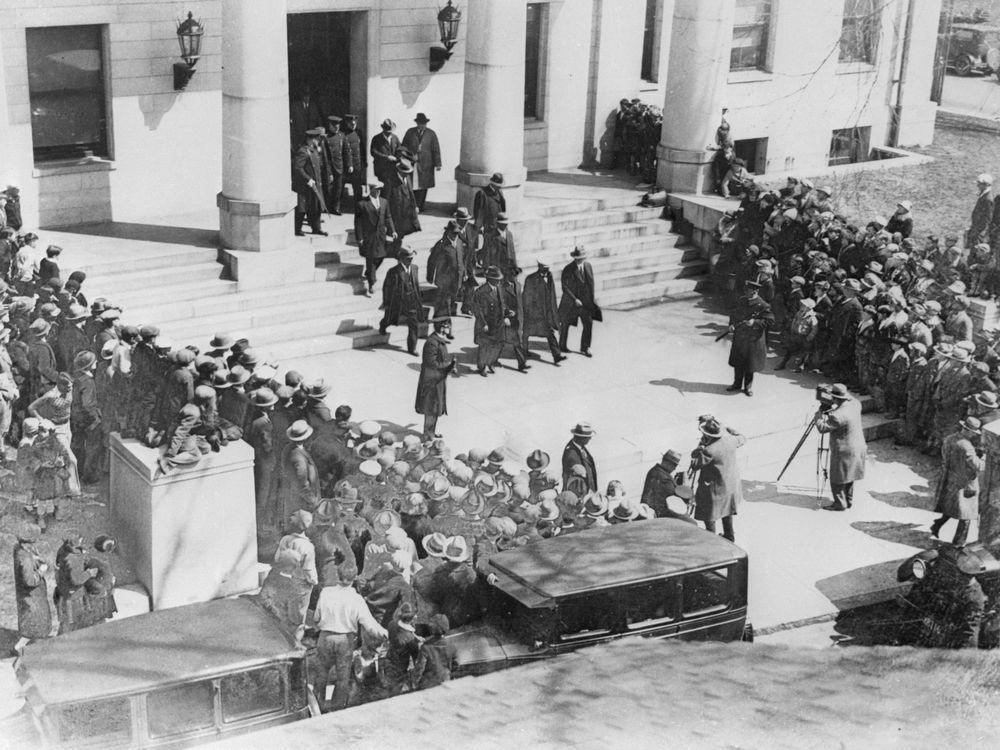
541, 220, 671, 252
87, 261, 224, 295
77, 247, 220, 277
541, 206, 664, 233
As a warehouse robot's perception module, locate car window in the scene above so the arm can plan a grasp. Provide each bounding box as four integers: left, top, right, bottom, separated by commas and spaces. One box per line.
557, 593, 617, 641
146, 680, 216, 739
623, 579, 679, 629
57, 697, 131, 744
682, 568, 731, 616
221, 666, 284, 722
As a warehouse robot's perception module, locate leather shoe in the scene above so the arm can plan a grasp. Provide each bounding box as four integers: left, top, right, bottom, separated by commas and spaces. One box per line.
478, 368, 487, 377
517, 364, 530, 372
743, 388, 753, 397
582, 349, 592, 358
726, 385, 741, 392
821, 503, 847, 512
314, 229, 328, 236
295, 230, 305, 237
486, 365, 495, 374
559, 346, 570, 353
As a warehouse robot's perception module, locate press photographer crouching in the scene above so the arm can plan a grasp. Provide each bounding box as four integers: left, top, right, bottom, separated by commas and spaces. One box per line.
816, 383, 867, 512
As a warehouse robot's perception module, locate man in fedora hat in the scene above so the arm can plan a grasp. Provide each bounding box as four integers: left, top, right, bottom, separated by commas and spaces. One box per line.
70, 350, 101, 484
473, 172, 506, 246
641, 449, 685, 519
289, 88, 323, 152
217, 365, 252, 442
562, 422, 598, 494
322, 114, 351, 215
401, 113, 441, 211
558, 246, 599, 357
689, 417, 745, 541
247, 387, 278, 531
379, 245, 423, 356
931, 416, 986, 546
929, 346, 973, 454
385, 158, 421, 258
970, 172, 994, 248
355, 180, 397, 296
26, 318, 58, 402
472, 265, 508, 376
54, 302, 89, 374
277, 420, 321, 524
821, 282, 861, 383
816, 384, 867, 511
292, 127, 328, 237
501, 266, 530, 372
370, 118, 402, 183
522, 260, 566, 365
427, 220, 467, 318
340, 114, 366, 207
726, 278, 773, 396
453, 206, 480, 313
480, 212, 517, 278
416, 316, 457, 441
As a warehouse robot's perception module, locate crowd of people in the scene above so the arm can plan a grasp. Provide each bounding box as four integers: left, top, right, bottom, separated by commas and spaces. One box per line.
612, 98, 663, 183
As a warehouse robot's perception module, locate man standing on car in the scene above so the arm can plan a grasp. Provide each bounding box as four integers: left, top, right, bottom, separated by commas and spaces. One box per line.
816, 383, 867, 512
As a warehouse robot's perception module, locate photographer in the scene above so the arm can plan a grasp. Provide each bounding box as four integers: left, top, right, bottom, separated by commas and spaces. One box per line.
930, 416, 986, 546
816, 384, 867, 511
689, 416, 745, 542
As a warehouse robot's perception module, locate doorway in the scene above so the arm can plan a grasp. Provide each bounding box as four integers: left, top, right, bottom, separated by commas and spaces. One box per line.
287, 12, 367, 149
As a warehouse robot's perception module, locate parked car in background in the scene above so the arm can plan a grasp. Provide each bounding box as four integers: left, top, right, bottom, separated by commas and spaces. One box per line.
947, 23, 1000, 77
5, 597, 317, 749
447, 518, 752, 678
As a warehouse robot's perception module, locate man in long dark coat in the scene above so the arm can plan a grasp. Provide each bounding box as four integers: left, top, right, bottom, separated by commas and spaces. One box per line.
816, 384, 867, 511
370, 118, 402, 183
13, 522, 51, 653
473, 173, 506, 246
561, 422, 598, 495
455, 207, 480, 314
292, 128, 328, 237
289, 90, 323, 151
689, 417, 745, 542
401, 113, 441, 211
416, 317, 456, 440
355, 181, 397, 296
70, 351, 101, 484
522, 261, 565, 366
385, 161, 421, 257
341, 114, 366, 207
247, 388, 278, 533
501, 267, 530, 372
322, 115, 351, 215
379, 246, 423, 356
472, 266, 507, 376
427, 221, 465, 317
726, 279, 773, 397
558, 246, 599, 357
968, 172, 993, 246
930, 416, 985, 545
823, 282, 863, 382
480, 213, 517, 278
277, 420, 321, 525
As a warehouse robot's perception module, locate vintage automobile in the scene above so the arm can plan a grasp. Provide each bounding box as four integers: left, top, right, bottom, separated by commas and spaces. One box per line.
947, 23, 1000, 77
446, 518, 751, 677
5, 596, 318, 749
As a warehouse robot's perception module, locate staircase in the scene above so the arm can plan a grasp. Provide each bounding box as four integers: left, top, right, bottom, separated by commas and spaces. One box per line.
77, 193, 706, 360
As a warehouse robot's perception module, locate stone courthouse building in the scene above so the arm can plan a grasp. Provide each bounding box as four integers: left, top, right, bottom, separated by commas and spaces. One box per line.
0, 0, 941, 263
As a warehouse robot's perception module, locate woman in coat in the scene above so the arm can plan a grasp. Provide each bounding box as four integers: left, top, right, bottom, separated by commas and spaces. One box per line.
931, 417, 985, 546
13, 522, 51, 653
688, 418, 746, 542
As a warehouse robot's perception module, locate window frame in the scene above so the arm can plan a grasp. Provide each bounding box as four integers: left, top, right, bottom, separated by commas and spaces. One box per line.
839, 0, 880, 65
219, 665, 288, 724
640, 0, 664, 83
55, 696, 134, 747
828, 126, 871, 166
622, 578, 680, 631
730, 0, 773, 72
25, 24, 113, 165
144, 678, 218, 740
680, 566, 734, 618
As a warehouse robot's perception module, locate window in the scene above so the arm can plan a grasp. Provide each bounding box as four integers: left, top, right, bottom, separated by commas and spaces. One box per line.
682, 568, 731, 616
640, 0, 660, 82
146, 681, 216, 739
623, 580, 679, 629
839, 0, 879, 64
221, 667, 284, 722
556, 594, 617, 641
828, 126, 871, 166
734, 137, 768, 174
730, 0, 772, 71
57, 698, 132, 744
26, 25, 109, 163
524, 3, 544, 119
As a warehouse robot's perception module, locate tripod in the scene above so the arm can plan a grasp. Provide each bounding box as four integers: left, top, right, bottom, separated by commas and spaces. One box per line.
777, 409, 831, 504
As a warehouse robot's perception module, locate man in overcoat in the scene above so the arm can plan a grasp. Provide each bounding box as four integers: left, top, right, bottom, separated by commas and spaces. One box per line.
289, 90, 323, 151
379, 246, 423, 356
816, 384, 867, 511
416, 316, 456, 441
822, 282, 863, 382
501, 267, 530, 372
473, 173, 506, 246
640, 449, 684, 519
561, 422, 598, 495
968, 172, 993, 246
522, 260, 565, 366
401, 113, 441, 211
455, 207, 480, 314
689, 417, 745, 542
354, 181, 397, 296
558, 246, 599, 357
13, 522, 51, 654
427, 221, 465, 317
472, 265, 507, 376
277, 420, 321, 525
931, 416, 985, 546
292, 128, 328, 237
726, 279, 773, 396
370, 118, 402, 183
480, 213, 517, 278
322, 115, 351, 215
341, 114, 366, 207
247, 388, 278, 532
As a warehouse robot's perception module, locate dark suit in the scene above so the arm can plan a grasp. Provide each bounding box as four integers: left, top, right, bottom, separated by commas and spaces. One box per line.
558, 260, 598, 354
401, 126, 441, 208
473, 185, 506, 244
292, 144, 326, 233
970, 188, 993, 246
427, 232, 465, 316
416, 331, 454, 438
370, 131, 402, 183
289, 99, 323, 151
501, 279, 527, 368
354, 196, 396, 288
561, 439, 597, 494
522, 268, 561, 361
342, 125, 366, 202
321, 130, 351, 214
481, 227, 517, 277
472, 281, 507, 370
380, 261, 422, 354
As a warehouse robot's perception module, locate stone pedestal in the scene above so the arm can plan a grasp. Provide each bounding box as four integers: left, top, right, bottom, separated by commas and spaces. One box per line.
218, 0, 311, 286
656, 0, 735, 194
109, 434, 258, 611
980, 420, 1000, 555
455, 0, 528, 215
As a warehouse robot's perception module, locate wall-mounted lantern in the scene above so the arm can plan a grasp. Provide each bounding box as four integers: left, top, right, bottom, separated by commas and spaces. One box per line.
430, 1, 461, 72
173, 12, 204, 91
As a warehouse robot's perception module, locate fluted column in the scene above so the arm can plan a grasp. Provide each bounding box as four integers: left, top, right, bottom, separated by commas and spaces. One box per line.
455, 0, 528, 215
656, 0, 735, 194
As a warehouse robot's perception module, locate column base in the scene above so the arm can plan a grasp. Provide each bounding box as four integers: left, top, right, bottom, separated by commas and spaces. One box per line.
894, 102, 938, 148
220, 247, 321, 291
455, 166, 529, 217
217, 191, 296, 254
656, 146, 715, 195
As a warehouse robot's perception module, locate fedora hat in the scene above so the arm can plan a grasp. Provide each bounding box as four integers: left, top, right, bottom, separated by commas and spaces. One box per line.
539, 497, 561, 522
975, 391, 999, 410
495, 212, 509, 224
208, 333, 233, 350
380, 118, 396, 130
427, 475, 452, 501
570, 422, 595, 438
414, 113, 430, 123
304, 379, 332, 400
582, 492, 609, 518
398, 245, 416, 259
251, 387, 277, 408
422, 532, 449, 558
487, 449, 505, 465
612, 497, 640, 522
489, 172, 504, 185
483, 265, 503, 280
73, 350, 97, 372
570, 246, 587, 259
661, 449, 682, 468
699, 418, 723, 438
526, 449, 550, 470
369, 180, 384, 190
372, 509, 402, 537
227, 366, 251, 386
286, 419, 313, 442
212, 371, 231, 389
27, 318, 50, 337
829, 383, 850, 399
454, 207, 471, 221
949, 348, 971, 363
460, 489, 486, 517
66, 303, 89, 321
960, 416, 983, 434
442, 535, 471, 563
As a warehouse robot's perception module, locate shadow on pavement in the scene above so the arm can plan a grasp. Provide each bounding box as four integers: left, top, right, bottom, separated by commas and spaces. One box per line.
850, 520, 940, 549
867, 487, 935, 510
742, 481, 824, 509
649, 376, 730, 395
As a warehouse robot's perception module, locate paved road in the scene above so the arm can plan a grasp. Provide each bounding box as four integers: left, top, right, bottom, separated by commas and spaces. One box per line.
941, 71, 1000, 118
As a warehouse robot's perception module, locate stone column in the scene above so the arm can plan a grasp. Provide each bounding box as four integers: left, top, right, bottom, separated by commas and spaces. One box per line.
217, 0, 313, 289
979, 420, 1000, 555
894, 0, 942, 147
455, 0, 528, 216
656, 0, 735, 194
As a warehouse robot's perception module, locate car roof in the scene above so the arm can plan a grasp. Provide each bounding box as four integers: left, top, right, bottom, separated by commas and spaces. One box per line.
18, 597, 304, 706
490, 518, 745, 604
